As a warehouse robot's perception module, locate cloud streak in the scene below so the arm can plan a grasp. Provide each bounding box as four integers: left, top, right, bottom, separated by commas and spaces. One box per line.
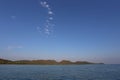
11, 16, 16, 19
7, 46, 23, 50
37, 0, 55, 36
37, 26, 41, 33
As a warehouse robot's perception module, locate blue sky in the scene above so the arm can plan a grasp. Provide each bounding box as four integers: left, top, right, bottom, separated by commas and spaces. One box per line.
0, 0, 120, 64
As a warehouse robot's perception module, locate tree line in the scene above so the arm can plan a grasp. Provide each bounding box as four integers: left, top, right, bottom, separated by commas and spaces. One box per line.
0, 58, 103, 65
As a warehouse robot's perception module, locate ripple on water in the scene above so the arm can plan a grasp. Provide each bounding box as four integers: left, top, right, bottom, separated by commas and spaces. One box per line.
0, 65, 120, 80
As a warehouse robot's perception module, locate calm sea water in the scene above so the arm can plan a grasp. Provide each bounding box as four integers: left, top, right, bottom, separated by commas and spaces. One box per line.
0, 64, 120, 80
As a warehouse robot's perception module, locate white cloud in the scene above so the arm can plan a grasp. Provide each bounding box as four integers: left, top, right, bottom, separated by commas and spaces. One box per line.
46, 20, 49, 23
45, 28, 50, 35
43, 1, 47, 5
11, 16, 16, 19
37, 26, 40, 30
39, 1, 55, 36
7, 46, 13, 50
40, 1, 47, 8
36, 26, 41, 33
49, 17, 53, 20
48, 7, 51, 11
45, 25, 49, 28
7, 46, 23, 50
17, 46, 23, 48
46, 4, 49, 8
40, 2, 45, 7
48, 11, 53, 14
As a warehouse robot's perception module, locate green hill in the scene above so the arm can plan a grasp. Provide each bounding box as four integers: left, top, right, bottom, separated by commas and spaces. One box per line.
0, 58, 12, 64
0, 58, 103, 65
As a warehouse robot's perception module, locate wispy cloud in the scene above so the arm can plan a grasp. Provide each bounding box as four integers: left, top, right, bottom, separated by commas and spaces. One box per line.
49, 17, 53, 20
45, 28, 50, 35
48, 11, 53, 15
11, 16, 16, 19
36, 26, 41, 33
37, 0, 55, 36
7, 46, 23, 50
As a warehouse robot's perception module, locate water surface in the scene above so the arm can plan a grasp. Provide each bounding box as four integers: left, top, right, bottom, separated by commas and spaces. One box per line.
0, 64, 120, 80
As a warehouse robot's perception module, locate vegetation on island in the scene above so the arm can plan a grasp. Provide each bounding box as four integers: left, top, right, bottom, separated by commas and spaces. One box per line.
0, 58, 103, 65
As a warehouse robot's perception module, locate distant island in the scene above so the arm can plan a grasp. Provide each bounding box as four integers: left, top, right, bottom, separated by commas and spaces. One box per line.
0, 58, 103, 65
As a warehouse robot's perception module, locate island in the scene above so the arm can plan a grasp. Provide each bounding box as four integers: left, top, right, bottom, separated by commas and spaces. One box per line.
0, 58, 103, 65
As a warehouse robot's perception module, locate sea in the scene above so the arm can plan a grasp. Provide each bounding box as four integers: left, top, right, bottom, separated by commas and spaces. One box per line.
0, 64, 120, 80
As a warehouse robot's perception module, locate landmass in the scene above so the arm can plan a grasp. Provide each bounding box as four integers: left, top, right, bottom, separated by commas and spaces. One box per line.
0, 58, 103, 65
